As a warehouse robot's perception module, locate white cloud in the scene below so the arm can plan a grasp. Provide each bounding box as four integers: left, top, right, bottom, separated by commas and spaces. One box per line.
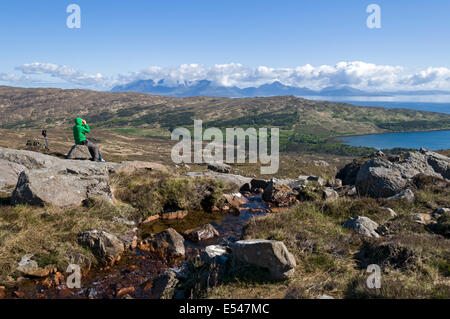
2, 61, 450, 92
14, 62, 110, 88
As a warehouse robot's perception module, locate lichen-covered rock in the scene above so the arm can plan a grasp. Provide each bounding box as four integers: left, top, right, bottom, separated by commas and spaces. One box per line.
355, 150, 449, 198
11, 162, 112, 207
232, 239, 296, 280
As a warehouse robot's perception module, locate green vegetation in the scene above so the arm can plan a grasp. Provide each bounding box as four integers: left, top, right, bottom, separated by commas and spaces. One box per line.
205, 176, 450, 299
112, 170, 233, 218
0, 87, 449, 156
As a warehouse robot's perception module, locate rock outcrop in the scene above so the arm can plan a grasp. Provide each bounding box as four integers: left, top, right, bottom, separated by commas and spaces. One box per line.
0, 147, 120, 207
232, 239, 296, 280
355, 150, 450, 198
185, 171, 251, 188
12, 162, 112, 207
114, 161, 168, 174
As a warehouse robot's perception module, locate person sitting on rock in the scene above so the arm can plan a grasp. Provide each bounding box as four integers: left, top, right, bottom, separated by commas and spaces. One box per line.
73, 117, 101, 162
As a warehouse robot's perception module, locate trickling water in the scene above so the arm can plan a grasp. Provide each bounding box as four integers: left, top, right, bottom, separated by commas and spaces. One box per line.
8, 195, 269, 299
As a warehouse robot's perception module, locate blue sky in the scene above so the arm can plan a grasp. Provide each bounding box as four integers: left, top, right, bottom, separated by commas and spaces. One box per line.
1, 0, 450, 91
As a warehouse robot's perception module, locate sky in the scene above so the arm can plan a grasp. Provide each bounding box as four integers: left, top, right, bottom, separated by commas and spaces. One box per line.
1, 0, 450, 91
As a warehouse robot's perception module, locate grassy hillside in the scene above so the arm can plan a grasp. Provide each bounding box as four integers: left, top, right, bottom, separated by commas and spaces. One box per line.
1, 86, 449, 155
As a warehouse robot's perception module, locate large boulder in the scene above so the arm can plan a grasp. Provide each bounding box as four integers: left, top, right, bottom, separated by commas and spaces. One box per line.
11, 161, 112, 207
0, 146, 58, 170
67, 145, 92, 160
1, 147, 116, 206
77, 230, 125, 265
232, 239, 296, 280
355, 150, 450, 198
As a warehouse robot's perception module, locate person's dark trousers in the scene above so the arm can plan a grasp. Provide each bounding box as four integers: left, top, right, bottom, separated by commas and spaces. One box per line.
82, 139, 100, 161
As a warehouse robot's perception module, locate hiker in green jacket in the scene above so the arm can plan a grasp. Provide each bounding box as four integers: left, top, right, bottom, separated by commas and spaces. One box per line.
73, 117, 100, 162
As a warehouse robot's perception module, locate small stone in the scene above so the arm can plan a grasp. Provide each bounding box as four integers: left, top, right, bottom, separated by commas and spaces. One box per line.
16, 254, 51, 278
413, 213, 433, 225
116, 286, 135, 298
323, 187, 339, 201
387, 189, 415, 203
207, 162, 231, 174
382, 207, 397, 218
184, 224, 219, 242
343, 216, 380, 238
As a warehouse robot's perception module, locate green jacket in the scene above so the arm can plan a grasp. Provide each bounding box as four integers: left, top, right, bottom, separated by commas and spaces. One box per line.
73, 118, 91, 145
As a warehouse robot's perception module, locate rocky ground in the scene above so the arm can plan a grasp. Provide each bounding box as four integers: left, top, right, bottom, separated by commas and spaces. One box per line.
0, 144, 449, 299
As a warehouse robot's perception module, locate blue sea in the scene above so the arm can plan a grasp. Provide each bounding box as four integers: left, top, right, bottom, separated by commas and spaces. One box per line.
320, 98, 450, 150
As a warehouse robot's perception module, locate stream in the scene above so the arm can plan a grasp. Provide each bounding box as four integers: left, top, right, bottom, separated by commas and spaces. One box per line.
8, 195, 269, 299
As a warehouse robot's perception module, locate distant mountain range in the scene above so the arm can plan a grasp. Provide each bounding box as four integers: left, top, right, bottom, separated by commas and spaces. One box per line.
111, 79, 450, 98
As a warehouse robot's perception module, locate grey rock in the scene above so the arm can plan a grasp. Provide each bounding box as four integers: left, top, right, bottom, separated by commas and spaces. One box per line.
208, 162, 231, 174
326, 178, 342, 188
67, 145, 92, 160
356, 151, 449, 198
17, 254, 51, 277
323, 187, 339, 201
387, 189, 415, 203
151, 269, 179, 299
0, 147, 114, 207
0, 159, 25, 191
185, 171, 251, 188
77, 230, 124, 265
433, 207, 450, 217
232, 239, 296, 280
147, 228, 186, 258
382, 207, 397, 218
184, 224, 219, 242
343, 216, 380, 238
11, 162, 112, 207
